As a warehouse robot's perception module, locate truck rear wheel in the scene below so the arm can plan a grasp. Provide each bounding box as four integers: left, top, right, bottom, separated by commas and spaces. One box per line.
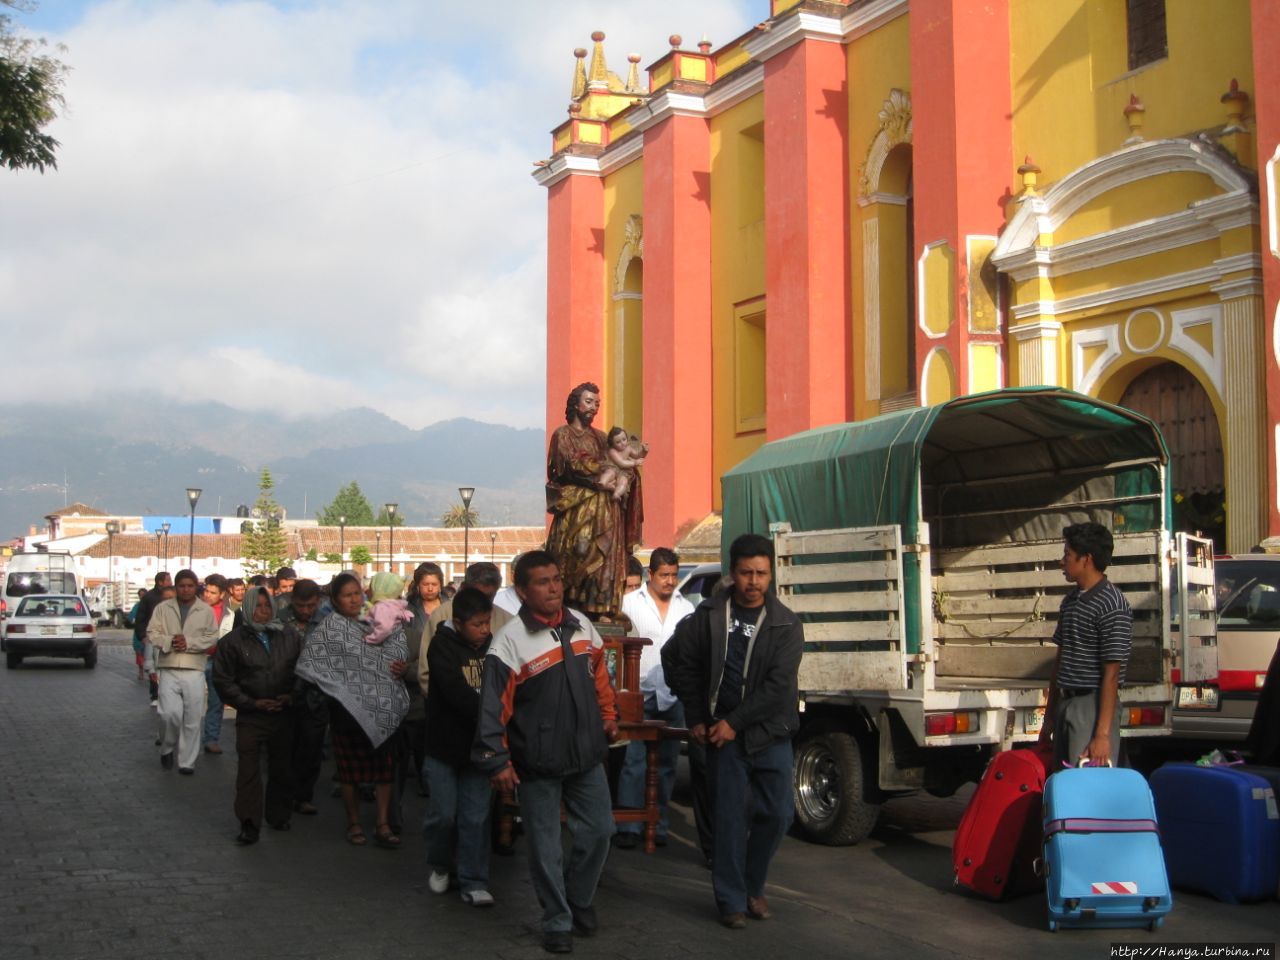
793, 730, 880, 845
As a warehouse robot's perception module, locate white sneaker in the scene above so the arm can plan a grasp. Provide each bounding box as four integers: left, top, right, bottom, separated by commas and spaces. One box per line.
461, 889, 494, 908
428, 871, 450, 894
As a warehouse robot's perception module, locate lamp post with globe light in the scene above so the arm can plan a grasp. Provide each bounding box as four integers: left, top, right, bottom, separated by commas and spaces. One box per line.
458, 487, 475, 570
161, 522, 170, 572
105, 520, 120, 598
385, 503, 398, 574
186, 488, 202, 568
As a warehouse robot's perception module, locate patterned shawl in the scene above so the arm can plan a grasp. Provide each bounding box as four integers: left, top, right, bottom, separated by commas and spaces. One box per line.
295, 611, 409, 748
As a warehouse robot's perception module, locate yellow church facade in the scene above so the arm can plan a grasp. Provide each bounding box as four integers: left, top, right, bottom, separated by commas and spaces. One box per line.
537, 0, 1279, 555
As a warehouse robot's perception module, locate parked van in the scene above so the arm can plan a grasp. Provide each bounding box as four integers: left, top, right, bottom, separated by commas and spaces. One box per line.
1, 552, 80, 620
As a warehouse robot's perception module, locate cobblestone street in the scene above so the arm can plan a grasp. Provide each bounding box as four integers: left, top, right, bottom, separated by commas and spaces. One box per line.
1, 635, 1275, 960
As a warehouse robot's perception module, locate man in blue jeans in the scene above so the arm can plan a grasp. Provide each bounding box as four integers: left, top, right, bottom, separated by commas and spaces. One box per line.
473, 551, 619, 954
664, 533, 804, 929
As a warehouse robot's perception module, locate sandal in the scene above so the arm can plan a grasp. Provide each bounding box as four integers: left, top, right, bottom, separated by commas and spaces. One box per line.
346, 825, 367, 846
374, 824, 401, 849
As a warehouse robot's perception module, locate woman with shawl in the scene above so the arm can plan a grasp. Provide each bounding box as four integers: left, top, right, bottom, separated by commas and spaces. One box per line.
295, 572, 410, 848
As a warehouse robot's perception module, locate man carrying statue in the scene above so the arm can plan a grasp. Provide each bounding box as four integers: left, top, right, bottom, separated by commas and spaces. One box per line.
545, 382, 643, 620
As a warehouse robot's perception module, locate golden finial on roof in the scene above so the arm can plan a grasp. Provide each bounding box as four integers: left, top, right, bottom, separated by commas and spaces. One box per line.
588, 30, 610, 86
571, 47, 587, 100
625, 53, 643, 94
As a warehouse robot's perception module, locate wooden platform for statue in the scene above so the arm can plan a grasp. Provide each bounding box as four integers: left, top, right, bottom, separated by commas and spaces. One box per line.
495, 633, 687, 854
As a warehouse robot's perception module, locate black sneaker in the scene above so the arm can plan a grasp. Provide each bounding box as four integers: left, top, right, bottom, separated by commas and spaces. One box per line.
236, 821, 260, 845
611, 832, 639, 850
160, 753, 174, 770
570, 904, 597, 937
542, 931, 573, 954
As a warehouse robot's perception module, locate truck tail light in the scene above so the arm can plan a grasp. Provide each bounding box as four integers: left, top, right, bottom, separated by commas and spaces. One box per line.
925, 711, 981, 736
1123, 707, 1165, 727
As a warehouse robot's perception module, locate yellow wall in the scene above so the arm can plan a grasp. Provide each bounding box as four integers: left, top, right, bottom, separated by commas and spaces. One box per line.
847, 12, 912, 419
601, 158, 645, 429
1009, 0, 1256, 187
710, 93, 767, 507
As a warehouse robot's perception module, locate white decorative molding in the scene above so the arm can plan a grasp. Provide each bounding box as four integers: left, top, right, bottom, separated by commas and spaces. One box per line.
967, 342, 1004, 393
1010, 320, 1061, 386
1009, 264, 1224, 321
860, 89, 912, 198
1268, 143, 1279, 261
841, 0, 910, 42
1071, 325, 1123, 395
1123, 308, 1165, 355
993, 139, 1254, 269
703, 61, 765, 115
864, 218, 881, 401
597, 132, 646, 177
1009, 320, 1063, 342
613, 214, 643, 294
612, 291, 642, 302
857, 191, 909, 208
743, 11, 846, 62
532, 152, 604, 188
917, 241, 952, 340
1168, 304, 1224, 395
920, 346, 951, 405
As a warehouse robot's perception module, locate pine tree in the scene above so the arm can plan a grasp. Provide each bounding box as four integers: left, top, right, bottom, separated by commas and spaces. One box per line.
317, 481, 375, 526
241, 468, 289, 576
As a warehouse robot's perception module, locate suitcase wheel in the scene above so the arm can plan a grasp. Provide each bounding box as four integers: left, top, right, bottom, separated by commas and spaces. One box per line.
1148, 919, 1162, 932
1047, 921, 1057, 933
1019, 783, 1028, 792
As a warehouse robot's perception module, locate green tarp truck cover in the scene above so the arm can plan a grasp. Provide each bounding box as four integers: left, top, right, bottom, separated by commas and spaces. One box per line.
720, 387, 1168, 652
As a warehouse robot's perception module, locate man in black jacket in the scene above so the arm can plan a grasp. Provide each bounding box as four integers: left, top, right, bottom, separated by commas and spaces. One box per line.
212, 585, 303, 845
663, 533, 803, 929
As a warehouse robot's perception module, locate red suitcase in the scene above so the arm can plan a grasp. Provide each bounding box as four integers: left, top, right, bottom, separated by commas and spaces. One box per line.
953, 744, 1054, 900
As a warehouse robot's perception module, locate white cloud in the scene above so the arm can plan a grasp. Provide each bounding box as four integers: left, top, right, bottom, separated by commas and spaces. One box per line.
4, 0, 757, 429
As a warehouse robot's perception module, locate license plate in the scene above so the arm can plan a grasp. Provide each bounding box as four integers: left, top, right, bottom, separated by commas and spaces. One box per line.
41, 626, 58, 636
1024, 708, 1044, 734
1176, 685, 1220, 710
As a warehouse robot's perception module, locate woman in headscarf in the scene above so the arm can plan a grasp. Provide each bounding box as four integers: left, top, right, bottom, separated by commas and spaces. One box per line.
211, 585, 302, 846
295, 572, 410, 848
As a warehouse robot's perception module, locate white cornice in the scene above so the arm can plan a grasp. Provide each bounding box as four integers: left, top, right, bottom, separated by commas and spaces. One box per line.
598, 132, 646, 177
1010, 265, 1225, 320
842, 0, 910, 42
743, 10, 846, 62
703, 61, 765, 115
1008, 320, 1063, 341
532, 153, 602, 188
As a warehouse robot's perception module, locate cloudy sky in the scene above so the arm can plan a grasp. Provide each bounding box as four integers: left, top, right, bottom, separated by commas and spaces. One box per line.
6, 0, 756, 429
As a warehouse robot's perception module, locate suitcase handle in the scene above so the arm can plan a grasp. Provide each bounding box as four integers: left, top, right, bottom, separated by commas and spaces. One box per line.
1070, 758, 1114, 768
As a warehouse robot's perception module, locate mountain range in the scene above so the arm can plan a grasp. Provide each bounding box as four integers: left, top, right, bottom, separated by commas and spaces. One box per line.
0, 395, 547, 538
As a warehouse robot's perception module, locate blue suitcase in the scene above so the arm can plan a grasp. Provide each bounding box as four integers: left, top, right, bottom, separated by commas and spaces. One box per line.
1150, 763, 1280, 903
1041, 767, 1172, 931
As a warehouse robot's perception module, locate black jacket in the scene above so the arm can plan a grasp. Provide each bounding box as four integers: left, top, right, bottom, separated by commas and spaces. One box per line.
662, 587, 803, 754
425, 621, 489, 769
211, 622, 303, 713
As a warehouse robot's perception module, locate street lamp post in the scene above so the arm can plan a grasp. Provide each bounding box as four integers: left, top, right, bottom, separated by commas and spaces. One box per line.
376, 531, 382, 573
458, 487, 475, 570
338, 515, 346, 564
385, 503, 398, 574
105, 520, 120, 596
186, 487, 202, 568
161, 522, 170, 572
490, 530, 497, 562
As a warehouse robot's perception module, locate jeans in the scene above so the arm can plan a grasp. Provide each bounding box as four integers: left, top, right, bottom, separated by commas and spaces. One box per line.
616, 696, 684, 837
422, 756, 493, 893
203, 658, 223, 746
519, 764, 614, 933
707, 737, 793, 915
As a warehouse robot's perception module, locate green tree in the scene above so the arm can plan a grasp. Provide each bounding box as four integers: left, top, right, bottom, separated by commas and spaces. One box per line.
440, 504, 480, 528
317, 481, 375, 526
241, 468, 288, 577
1, 1, 69, 173
322, 552, 342, 564
349, 545, 372, 564
374, 505, 405, 527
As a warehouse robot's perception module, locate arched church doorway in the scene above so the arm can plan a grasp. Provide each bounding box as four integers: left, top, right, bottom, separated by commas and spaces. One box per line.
1118, 362, 1225, 551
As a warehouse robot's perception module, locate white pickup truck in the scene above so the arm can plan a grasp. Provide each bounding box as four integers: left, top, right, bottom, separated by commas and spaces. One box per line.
719, 387, 1217, 845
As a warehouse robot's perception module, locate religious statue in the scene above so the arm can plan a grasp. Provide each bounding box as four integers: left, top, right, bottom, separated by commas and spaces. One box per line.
545, 382, 644, 619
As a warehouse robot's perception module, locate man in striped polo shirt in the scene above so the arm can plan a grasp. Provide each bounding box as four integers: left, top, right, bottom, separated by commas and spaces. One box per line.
1040, 522, 1132, 769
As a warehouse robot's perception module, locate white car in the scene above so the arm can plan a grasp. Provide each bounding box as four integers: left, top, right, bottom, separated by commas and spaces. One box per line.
2, 594, 98, 669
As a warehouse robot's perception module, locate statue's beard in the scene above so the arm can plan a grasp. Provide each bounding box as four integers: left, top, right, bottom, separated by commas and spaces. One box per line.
577, 409, 596, 428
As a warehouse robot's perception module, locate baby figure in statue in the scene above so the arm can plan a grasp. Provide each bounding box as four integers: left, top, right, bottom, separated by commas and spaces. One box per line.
597, 427, 647, 502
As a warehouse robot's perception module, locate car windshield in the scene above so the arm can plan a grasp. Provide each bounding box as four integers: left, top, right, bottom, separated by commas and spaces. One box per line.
1215, 560, 1280, 628
15, 596, 86, 617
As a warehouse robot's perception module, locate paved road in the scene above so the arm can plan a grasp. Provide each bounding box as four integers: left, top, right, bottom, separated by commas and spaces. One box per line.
1, 633, 1276, 960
